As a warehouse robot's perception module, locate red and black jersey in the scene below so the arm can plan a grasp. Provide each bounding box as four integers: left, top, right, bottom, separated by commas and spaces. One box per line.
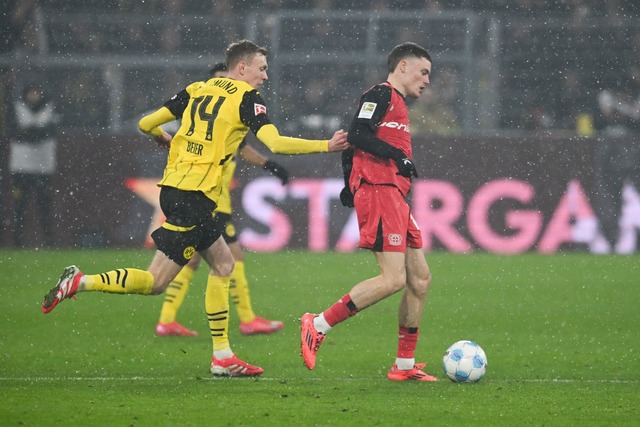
346, 82, 413, 196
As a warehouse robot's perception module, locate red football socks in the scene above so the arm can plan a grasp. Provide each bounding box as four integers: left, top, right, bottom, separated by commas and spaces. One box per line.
322, 293, 359, 326
397, 326, 419, 359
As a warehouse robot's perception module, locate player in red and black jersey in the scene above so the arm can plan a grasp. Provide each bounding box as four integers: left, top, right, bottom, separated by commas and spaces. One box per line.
302, 42, 438, 381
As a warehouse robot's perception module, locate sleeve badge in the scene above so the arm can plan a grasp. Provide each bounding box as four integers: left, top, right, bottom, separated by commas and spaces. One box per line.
254, 103, 267, 115
357, 102, 377, 119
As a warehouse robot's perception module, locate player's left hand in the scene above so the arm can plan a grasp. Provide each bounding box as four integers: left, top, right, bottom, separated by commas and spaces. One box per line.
328, 129, 349, 152
264, 160, 289, 185
339, 186, 354, 207
395, 157, 418, 178
154, 131, 172, 149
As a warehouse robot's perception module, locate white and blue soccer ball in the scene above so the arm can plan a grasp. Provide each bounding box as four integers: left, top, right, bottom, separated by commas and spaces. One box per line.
443, 340, 487, 383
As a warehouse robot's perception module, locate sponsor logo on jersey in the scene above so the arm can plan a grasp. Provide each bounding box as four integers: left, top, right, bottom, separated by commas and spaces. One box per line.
358, 102, 377, 119
379, 121, 410, 132
254, 103, 267, 115
388, 233, 403, 246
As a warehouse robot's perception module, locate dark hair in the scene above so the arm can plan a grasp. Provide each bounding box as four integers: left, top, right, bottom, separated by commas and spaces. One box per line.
22, 83, 42, 98
387, 42, 431, 73
209, 61, 228, 78
225, 40, 268, 70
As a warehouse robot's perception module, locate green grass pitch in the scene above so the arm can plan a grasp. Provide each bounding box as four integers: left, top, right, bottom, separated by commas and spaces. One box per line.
1, 249, 639, 426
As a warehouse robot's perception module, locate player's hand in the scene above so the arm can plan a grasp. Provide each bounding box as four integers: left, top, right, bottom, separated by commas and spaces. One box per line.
263, 160, 289, 185
339, 186, 354, 208
327, 129, 349, 152
394, 157, 418, 178
154, 131, 172, 149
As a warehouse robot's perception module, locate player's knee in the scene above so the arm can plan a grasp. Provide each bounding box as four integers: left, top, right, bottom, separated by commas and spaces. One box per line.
409, 270, 431, 297
212, 258, 235, 277
146, 266, 175, 294
222, 259, 235, 277
186, 255, 201, 269
150, 286, 164, 295
386, 272, 408, 294
150, 275, 170, 295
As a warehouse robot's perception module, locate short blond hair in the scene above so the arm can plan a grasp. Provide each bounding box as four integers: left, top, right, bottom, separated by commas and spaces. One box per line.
226, 40, 268, 70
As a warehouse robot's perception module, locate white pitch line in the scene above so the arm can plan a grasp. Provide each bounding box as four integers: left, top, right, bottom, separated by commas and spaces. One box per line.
0, 377, 638, 384
522, 378, 640, 384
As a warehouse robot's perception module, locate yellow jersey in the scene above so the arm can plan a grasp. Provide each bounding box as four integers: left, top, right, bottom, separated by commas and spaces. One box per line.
140, 77, 329, 205
216, 156, 236, 215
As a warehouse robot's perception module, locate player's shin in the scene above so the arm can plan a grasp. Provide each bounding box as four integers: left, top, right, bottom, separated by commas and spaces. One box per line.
83, 269, 154, 294
159, 265, 194, 323
229, 261, 255, 323
205, 275, 232, 356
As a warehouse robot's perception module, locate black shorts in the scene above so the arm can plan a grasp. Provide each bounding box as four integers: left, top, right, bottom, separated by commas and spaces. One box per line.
213, 212, 238, 245
151, 186, 223, 266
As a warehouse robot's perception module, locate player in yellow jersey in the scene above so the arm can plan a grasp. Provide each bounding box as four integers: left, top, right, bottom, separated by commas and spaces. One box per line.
42, 40, 348, 377
155, 62, 288, 338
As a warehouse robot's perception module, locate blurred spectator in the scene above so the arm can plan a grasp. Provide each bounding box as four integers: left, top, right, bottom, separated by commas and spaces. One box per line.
0, 0, 38, 54
68, 21, 103, 53
422, 1, 445, 13
525, 104, 554, 130
567, 0, 597, 25
1, 0, 39, 246
59, 71, 107, 129
211, 0, 242, 47
312, 0, 334, 10
10, 83, 60, 247
160, 26, 181, 53
512, 0, 541, 17
555, 68, 594, 133
408, 87, 460, 136
162, 0, 184, 14
298, 75, 342, 134
408, 67, 461, 136
591, 69, 640, 252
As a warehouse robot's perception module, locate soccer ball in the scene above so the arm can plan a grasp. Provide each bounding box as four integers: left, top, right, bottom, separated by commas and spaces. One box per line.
443, 340, 487, 383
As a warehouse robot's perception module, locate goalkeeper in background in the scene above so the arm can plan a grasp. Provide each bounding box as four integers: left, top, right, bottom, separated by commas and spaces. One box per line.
155, 62, 287, 338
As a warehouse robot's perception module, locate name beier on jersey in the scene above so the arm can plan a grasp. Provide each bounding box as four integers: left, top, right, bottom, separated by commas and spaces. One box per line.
186, 141, 203, 155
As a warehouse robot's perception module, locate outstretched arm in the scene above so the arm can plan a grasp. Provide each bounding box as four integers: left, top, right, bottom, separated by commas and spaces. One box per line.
255, 123, 348, 154
240, 90, 348, 155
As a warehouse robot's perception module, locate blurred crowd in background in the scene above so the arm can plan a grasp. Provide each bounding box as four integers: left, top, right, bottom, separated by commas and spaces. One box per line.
1, 0, 639, 251
1, 0, 639, 136
31, 0, 640, 17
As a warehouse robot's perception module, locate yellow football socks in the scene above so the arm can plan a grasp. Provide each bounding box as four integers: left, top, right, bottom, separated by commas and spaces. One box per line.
229, 261, 255, 323
205, 275, 231, 352
82, 269, 154, 294
158, 265, 194, 324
